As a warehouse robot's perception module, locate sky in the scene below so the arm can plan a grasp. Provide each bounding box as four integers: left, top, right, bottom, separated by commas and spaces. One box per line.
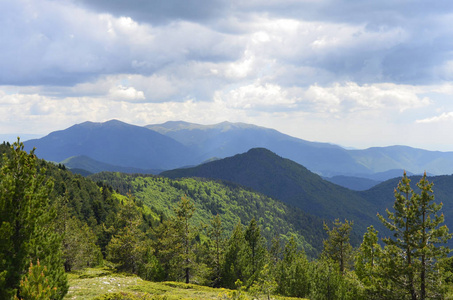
1, 0, 453, 151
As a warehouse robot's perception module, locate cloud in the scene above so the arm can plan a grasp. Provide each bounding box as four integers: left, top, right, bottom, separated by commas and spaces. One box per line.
2, 0, 453, 151
304, 82, 431, 114
0, 0, 241, 86
108, 85, 145, 102
215, 82, 297, 110
416, 112, 453, 124
76, 0, 228, 25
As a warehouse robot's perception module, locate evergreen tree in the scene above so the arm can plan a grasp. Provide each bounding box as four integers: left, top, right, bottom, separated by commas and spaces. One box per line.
54, 196, 102, 272
415, 173, 451, 299
14, 260, 58, 300
243, 218, 266, 286
207, 214, 224, 287
0, 140, 67, 299
106, 201, 147, 274
378, 172, 451, 299
355, 225, 382, 298
161, 196, 197, 283
221, 221, 246, 289
276, 236, 311, 297
322, 219, 353, 274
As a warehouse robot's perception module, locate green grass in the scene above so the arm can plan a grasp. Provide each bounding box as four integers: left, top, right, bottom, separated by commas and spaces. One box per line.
65, 267, 306, 300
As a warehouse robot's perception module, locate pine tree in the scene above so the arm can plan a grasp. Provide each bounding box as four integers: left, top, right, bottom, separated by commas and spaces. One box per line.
243, 218, 266, 286
415, 173, 451, 299
221, 220, 246, 289
355, 225, 382, 298
378, 171, 418, 299
378, 172, 451, 299
322, 219, 353, 274
207, 214, 224, 287
0, 140, 67, 299
162, 196, 197, 283
14, 260, 57, 300
276, 236, 311, 297
106, 201, 147, 274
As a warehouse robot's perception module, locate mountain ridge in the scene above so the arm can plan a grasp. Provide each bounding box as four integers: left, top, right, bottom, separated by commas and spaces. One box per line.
161, 147, 377, 238
21, 119, 453, 184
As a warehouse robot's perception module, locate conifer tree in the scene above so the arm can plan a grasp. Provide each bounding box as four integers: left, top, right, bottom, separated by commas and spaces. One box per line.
378, 172, 451, 299
415, 173, 451, 299
322, 219, 353, 274
378, 171, 418, 299
161, 196, 197, 283
107, 201, 147, 274
355, 225, 382, 298
0, 140, 67, 299
207, 214, 224, 287
244, 218, 266, 286
221, 220, 246, 289
276, 236, 311, 297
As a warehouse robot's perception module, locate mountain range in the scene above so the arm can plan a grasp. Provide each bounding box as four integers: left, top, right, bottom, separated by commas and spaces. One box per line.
161, 148, 453, 246
23, 119, 453, 188
17, 121, 453, 246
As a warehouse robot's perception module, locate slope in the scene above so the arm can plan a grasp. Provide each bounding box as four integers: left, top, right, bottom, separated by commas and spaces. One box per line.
147, 121, 453, 178
350, 146, 453, 175
161, 148, 377, 238
90, 171, 326, 257
147, 121, 370, 177
360, 173, 453, 244
61, 155, 160, 175
24, 120, 196, 170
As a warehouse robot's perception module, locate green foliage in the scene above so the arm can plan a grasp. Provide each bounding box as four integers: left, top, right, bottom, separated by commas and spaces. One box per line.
354, 225, 382, 298
243, 218, 266, 286
249, 264, 277, 300
322, 219, 353, 274
275, 237, 311, 298
221, 222, 246, 289
368, 172, 452, 299
0, 140, 67, 299
206, 214, 225, 287
106, 202, 149, 274
168, 197, 197, 283
91, 172, 320, 257
54, 196, 102, 272
14, 260, 58, 300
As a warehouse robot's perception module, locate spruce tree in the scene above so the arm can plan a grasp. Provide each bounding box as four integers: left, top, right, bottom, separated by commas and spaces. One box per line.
0, 140, 67, 299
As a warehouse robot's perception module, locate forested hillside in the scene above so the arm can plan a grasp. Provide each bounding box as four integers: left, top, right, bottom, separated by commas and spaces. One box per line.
161, 148, 375, 240
90, 172, 326, 257
3, 141, 453, 300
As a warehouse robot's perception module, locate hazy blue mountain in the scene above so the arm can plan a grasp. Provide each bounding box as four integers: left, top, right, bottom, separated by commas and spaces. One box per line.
147, 121, 453, 178
21, 119, 453, 179
147, 121, 371, 177
161, 147, 377, 239
323, 169, 414, 190
61, 155, 160, 175
24, 120, 196, 170
161, 148, 453, 246
323, 175, 381, 191
349, 146, 453, 175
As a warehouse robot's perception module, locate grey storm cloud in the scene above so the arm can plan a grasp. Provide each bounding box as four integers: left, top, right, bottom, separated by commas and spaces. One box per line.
1, 0, 452, 87
76, 0, 229, 25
